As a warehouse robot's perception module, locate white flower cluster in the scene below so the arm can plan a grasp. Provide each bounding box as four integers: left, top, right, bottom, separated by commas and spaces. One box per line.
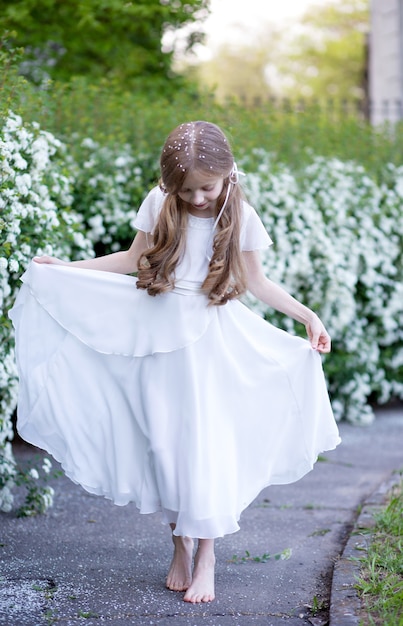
241, 150, 403, 425
0, 112, 94, 512
73, 139, 155, 251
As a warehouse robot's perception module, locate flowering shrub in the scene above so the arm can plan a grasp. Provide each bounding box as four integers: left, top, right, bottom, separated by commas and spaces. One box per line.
12, 456, 58, 517
71, 138, 158, 253
0, 112, 94, 514
241, 151, 403, 424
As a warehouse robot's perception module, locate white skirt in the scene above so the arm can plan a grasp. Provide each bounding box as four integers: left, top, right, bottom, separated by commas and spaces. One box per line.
10, 262, 340, 538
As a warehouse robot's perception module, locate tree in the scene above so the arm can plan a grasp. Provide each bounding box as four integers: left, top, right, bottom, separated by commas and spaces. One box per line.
0, 0, 210, 88
182, 0, 369, 104
182, 24, 284, 104
279, 0, 369, 100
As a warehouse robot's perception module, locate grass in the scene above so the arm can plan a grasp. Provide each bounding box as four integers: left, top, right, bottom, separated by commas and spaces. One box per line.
2, 54, 403, 179
355, 478, 403, 625
229, 547, 292, 564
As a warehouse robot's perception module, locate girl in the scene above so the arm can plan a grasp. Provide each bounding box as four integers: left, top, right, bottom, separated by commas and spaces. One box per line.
10, 121, 340, 604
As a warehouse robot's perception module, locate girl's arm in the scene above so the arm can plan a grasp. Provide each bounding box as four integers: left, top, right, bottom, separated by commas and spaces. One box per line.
34, 231, 150, 275
243, 250, 331, 353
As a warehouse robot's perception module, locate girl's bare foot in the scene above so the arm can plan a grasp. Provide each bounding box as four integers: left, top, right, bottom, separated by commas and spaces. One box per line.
184, 539, 215, 603
166, 532, 194, 592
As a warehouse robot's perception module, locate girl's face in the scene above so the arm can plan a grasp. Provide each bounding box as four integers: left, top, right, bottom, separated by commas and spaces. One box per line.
177, 170, 224, 218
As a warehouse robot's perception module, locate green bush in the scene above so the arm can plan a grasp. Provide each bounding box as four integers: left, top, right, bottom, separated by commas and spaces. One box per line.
2, 50, 403, 179
0, 112, 94, 513
241, 151, 403, 423
70, 137, 159, 254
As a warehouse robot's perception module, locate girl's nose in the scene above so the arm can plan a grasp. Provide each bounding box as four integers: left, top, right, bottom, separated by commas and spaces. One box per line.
191, 190, 204, 205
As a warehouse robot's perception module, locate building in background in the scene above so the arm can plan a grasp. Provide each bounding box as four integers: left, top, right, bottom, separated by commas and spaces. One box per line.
369, 0, 403, 123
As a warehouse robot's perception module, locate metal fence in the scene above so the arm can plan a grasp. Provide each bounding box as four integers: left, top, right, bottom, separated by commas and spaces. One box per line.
236, 97, 403, 124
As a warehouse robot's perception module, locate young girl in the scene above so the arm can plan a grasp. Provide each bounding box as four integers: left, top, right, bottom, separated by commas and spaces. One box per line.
10, 121, 340, 604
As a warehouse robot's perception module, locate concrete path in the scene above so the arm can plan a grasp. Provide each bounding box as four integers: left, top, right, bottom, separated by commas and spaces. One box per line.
1, 406, 402, 625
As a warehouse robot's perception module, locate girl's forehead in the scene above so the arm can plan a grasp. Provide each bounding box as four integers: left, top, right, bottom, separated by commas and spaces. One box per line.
182, 169, 223, 186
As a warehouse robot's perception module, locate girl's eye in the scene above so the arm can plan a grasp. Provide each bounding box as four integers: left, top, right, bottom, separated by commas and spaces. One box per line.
180, 184, 215, 193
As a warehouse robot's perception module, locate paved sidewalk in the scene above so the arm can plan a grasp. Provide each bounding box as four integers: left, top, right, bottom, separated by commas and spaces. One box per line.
1, 406, 402, 626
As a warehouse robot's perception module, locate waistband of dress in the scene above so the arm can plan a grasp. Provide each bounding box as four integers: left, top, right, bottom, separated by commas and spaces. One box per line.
172, 280, 205, 296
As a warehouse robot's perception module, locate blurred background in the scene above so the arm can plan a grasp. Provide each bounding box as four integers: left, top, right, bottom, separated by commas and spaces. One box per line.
1, 0, 395, 159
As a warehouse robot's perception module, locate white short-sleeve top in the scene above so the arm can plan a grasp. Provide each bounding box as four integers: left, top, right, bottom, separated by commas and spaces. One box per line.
133, 186, 272, 283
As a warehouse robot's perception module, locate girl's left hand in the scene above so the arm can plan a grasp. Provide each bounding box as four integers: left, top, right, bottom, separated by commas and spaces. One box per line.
305, 314, 331, 353
33, 255, 67, 265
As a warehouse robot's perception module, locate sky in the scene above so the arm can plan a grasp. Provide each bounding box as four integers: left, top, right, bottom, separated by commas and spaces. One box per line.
195, 0, 328, 59
207, 0, 324, 28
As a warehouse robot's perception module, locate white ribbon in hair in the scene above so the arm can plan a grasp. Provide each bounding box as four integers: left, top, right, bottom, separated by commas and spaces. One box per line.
207, 162, 244, 260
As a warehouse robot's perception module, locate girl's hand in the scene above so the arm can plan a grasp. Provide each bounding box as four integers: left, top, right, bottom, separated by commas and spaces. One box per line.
305, 314, 331, 353
33, 255, 68, 266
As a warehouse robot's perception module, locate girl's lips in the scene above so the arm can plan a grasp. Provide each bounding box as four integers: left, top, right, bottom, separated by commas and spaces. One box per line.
193, 203, 208, 209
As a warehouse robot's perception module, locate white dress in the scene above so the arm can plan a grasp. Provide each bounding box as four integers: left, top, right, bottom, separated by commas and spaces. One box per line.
10, 187, 340, 538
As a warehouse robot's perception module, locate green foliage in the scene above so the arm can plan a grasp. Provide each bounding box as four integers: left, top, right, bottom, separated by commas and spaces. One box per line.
0, 0, 210, 90
14, 457, 59, 518
2, 57, 403, 180
1, 32, 402, 179
187, 25, 284, 103
0, 451, 59, 517
70, 137, 159, 255
356, 480, 403, 625
309, 595, 328, 616
187, 0, 369, 104
282, 0, 369, 100
229, 547, 292, 564
0, 111, 94, 515
242, 152, 403, 423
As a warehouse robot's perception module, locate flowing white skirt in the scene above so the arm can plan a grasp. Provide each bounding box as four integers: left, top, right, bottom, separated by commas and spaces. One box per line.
10, 262, 340, 538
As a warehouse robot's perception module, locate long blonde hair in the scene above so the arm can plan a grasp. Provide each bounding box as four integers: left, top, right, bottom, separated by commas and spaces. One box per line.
136, 121, 247, 305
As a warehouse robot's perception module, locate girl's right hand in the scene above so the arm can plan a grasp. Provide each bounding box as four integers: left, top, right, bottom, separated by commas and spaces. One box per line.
33, 255, 68, 265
